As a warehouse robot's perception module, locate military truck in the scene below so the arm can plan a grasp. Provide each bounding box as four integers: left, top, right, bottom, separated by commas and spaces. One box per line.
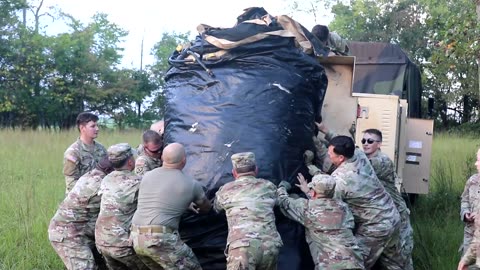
318, 41, 433, 196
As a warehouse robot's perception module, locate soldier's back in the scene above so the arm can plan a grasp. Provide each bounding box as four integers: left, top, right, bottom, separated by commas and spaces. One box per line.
216, 175, 281, 243
306, 198, 364, 270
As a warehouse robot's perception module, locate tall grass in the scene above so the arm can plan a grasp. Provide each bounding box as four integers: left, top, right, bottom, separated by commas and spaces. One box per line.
0, 130, 478, 269
412, 133, 480, 270
0, 129, 140, 270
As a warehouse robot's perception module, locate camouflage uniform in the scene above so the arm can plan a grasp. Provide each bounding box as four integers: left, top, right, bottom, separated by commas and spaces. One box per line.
48, 168, 107, 270
95, 144, 147, 270
63, 138, 107, 193
214, 152, 283, 270
369, 150, 414, 270
460, 174, 480, 253
331, 148, 402, 269
311, 135, 335, 174
277, 175, 364, 270
459, 210, 480, 268
134, 153, 162, 176
327, 32, 349, 55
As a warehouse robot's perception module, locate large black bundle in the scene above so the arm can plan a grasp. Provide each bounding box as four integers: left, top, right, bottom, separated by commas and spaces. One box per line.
163, 8, 328, 270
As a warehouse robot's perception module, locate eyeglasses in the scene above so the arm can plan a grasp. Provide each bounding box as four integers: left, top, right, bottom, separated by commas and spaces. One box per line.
145, 147, 162, 154
361, 138, 380, 145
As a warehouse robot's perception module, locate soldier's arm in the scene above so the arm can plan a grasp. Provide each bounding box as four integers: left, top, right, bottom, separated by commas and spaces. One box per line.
304, 148, 322, 176
212, 187, 224, 213
460, 176, 474, 221
134, 157, 147, 176
63, 150, 80, 193
332, 175, 347, 201
192, 182, 212, 213
315, 122, 338, 141
277, 187, 307, 225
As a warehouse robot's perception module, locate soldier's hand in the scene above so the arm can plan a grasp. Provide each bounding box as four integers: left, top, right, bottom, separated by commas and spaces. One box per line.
465, 212, 476, 222
295, 173, 310, 194
457, 260, 467, 270
303, 150, 314, 165
188, 202, 200, 214
278, 181, 292, 191
315, 121, 329, 134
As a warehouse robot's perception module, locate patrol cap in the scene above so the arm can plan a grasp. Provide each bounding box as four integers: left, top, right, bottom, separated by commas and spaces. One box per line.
231, 152, 256, 169
96, 156, 113, 174
108, 143, 134, 163
308, 174, 336, 195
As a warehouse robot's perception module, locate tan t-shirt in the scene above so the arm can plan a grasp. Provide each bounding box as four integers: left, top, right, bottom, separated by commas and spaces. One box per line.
132, 167, 206, 230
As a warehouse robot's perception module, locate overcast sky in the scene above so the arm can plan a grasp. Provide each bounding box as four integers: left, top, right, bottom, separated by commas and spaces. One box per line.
38, 0, 332, 68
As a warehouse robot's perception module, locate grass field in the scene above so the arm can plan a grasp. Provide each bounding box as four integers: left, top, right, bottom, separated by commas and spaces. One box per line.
0, 129, 478, 269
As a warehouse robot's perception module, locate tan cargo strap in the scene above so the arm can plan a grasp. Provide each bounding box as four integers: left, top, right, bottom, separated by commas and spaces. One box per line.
131, 225, 175, 234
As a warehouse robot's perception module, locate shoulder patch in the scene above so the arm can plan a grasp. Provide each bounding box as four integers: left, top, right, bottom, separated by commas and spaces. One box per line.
65, 154, 77, 163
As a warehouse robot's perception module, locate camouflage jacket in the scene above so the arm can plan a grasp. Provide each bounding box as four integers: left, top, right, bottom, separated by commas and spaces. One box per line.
461, 174, 480, 221
134, 154, 162, 176
95, 170, 142, 249
277, 187, 364, 269
332, 149, 400, 236
63, 138, 107, 193
369, 150, 408, 215
327, 32, 349, 55
49, 168, 107, 244
214, 175, 282, 247
312, 135, 335, 174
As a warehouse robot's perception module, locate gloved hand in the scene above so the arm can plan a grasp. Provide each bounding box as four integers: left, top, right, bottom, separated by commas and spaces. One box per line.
278, 181, 292, 191
304, 150, 314, 165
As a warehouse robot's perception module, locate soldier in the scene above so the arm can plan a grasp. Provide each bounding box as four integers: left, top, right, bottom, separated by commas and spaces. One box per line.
214, 152, 283, 270
458, 214, 480, 270
63, 112, 107, 193
131, 142, 210, 269
361, 128, 414, 270
48, 156, 113, 270
311, 121, 403, 269
327, 134, 403, 269
277, 174, 364, 270
459, 148, 480, 255
95, 143, 147, 270
136, 120, 165, 156
135, 130, 163, 176
311, 24, 349, 55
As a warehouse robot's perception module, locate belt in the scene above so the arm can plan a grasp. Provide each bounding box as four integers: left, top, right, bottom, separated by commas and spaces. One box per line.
131, 225, 175, 234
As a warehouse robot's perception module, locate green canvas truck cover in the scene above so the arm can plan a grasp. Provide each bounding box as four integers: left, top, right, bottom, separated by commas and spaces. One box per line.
348, 41, 423, 118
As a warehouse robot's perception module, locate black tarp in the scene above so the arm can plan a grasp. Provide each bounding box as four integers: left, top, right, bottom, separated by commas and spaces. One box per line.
163, 8, 328, 270
348, 41, 423, 118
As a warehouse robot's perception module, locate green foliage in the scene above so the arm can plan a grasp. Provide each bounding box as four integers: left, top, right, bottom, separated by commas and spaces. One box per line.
295, 0, 480, 127
0, 0, 184, 129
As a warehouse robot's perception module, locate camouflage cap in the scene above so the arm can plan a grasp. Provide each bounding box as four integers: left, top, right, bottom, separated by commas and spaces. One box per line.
308, 174, 336, 195
231, 152, 256, 169
108, 143, 133, 163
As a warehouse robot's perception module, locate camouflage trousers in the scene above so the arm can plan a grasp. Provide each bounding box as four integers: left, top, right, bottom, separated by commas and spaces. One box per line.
399, 210, 414, 270
357, 222, 405, 270
226, 238, 281, 270
131, 225, 202, 270
96, 245, 148, 270
461, 222, 475, 255
48, 226, 106, 270
308, 238, 364, 270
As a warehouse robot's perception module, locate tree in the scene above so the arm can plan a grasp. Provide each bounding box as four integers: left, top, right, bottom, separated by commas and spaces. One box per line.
148, 32, 190, 119
290, 0, 479, 127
